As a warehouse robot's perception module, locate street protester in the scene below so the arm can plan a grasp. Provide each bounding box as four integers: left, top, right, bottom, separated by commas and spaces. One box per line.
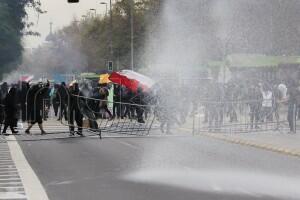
247, 84, 262, 129
68, 83, 84, 136
57, 82, 68, 121
79, 83, 99, 132
133, 87, 145, 123
155, 82, 180, 134
260, 84, 273, 122
0, 83, 7, 133
225, 82, 238, 123
99, 85, 113, 120
51, 84, 60, 117
0, 82, 8, 100
112, 84, 121, 119
25, 81, 49, 135
43, 84, 51, 121
91, 84, 101, 118
132, 86, 146, 124
207, 81, 222, 131
272, 84, 282, 129
2, 87, 19, 135
121, 86, 134, 119
286, 81, 300, 134
19, 82, 30, 122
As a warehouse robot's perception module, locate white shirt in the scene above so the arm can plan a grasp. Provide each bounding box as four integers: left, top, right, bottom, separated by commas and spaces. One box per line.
262, 91, 273, 107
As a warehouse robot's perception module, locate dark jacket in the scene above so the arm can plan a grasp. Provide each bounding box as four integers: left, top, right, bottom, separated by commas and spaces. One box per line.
4, 88, 18, 121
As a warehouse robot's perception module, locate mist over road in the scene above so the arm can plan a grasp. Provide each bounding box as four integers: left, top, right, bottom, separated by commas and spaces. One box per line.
17, 134, 300, 200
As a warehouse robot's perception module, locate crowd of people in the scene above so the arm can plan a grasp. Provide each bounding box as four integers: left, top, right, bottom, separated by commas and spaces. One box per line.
199, 79, 300, 133
145, 77, 300, 134
0, 80, 150, 136
0, 77, 299, 136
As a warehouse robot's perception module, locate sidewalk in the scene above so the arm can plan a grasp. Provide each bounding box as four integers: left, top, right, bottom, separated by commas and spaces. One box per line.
199, 131, 300, 157
0, 141, 27, 199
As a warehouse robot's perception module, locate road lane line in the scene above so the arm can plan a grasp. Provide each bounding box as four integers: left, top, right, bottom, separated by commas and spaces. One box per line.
7, 136, 49, 200
110, 138, 140, 150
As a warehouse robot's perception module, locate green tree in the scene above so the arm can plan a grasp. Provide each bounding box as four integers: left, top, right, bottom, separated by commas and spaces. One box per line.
0, 0, 41, 78
25, 0, 162, 73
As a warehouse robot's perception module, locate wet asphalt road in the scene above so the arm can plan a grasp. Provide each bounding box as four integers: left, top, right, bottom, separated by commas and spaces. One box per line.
17, 134, 300, 200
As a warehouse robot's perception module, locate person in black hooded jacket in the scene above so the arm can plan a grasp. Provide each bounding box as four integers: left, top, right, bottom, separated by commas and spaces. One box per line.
2, 87, 18, 134
68, 83, 84, 136
25, 81, 49, 135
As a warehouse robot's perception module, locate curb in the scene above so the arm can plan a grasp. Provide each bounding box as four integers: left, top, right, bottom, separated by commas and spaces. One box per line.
199, 133, 300, 158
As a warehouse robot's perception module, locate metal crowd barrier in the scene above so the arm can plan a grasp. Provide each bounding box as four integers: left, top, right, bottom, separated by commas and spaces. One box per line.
3, 87, 300, 137
190, 99, 298, 134
57, 94, 156, 138
0, 87, 157, 138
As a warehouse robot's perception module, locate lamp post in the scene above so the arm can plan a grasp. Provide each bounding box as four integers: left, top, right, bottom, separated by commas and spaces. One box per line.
100, 2, 108, 16
100, 1, 113, 67
130, 0, 134, 71
90, 8, 97, 17
109, 0, 113, 61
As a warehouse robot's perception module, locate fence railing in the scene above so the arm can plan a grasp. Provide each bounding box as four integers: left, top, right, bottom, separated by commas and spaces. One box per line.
190, 99, 298, 134
56, 95, 156, 137
0, 96, 298, 136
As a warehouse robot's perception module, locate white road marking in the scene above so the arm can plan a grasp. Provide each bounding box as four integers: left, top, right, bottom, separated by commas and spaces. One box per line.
0, 167, 17, 170
7, 136, 49, 200
0, 192, 27, 199
111, 138, 140, 150
0, 178, 21, 181
0, 186, 24, 189
0, 182, 23, 186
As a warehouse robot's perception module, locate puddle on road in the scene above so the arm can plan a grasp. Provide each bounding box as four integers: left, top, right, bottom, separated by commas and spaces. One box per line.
123, 169, 300, 199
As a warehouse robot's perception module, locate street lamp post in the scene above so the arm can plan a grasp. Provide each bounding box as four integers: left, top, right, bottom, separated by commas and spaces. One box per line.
130, 0, 134, 71
109, 0, 113, 61
100, 2, 108, 17
90, 9, 97, 17
82, 15, 87, 21
100, 1, 113, 69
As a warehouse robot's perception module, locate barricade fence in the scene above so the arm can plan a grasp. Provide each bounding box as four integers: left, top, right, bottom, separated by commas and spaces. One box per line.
58, 95, 156, 136
0, 85, 299, 136
0, 93, 156, 137
190, 99, 298, 134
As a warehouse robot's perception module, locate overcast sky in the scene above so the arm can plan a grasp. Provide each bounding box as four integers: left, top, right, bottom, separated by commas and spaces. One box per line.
24, 0, 110, 48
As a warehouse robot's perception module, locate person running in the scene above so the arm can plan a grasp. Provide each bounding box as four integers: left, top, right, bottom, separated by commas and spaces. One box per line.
2, 87, 19, 135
